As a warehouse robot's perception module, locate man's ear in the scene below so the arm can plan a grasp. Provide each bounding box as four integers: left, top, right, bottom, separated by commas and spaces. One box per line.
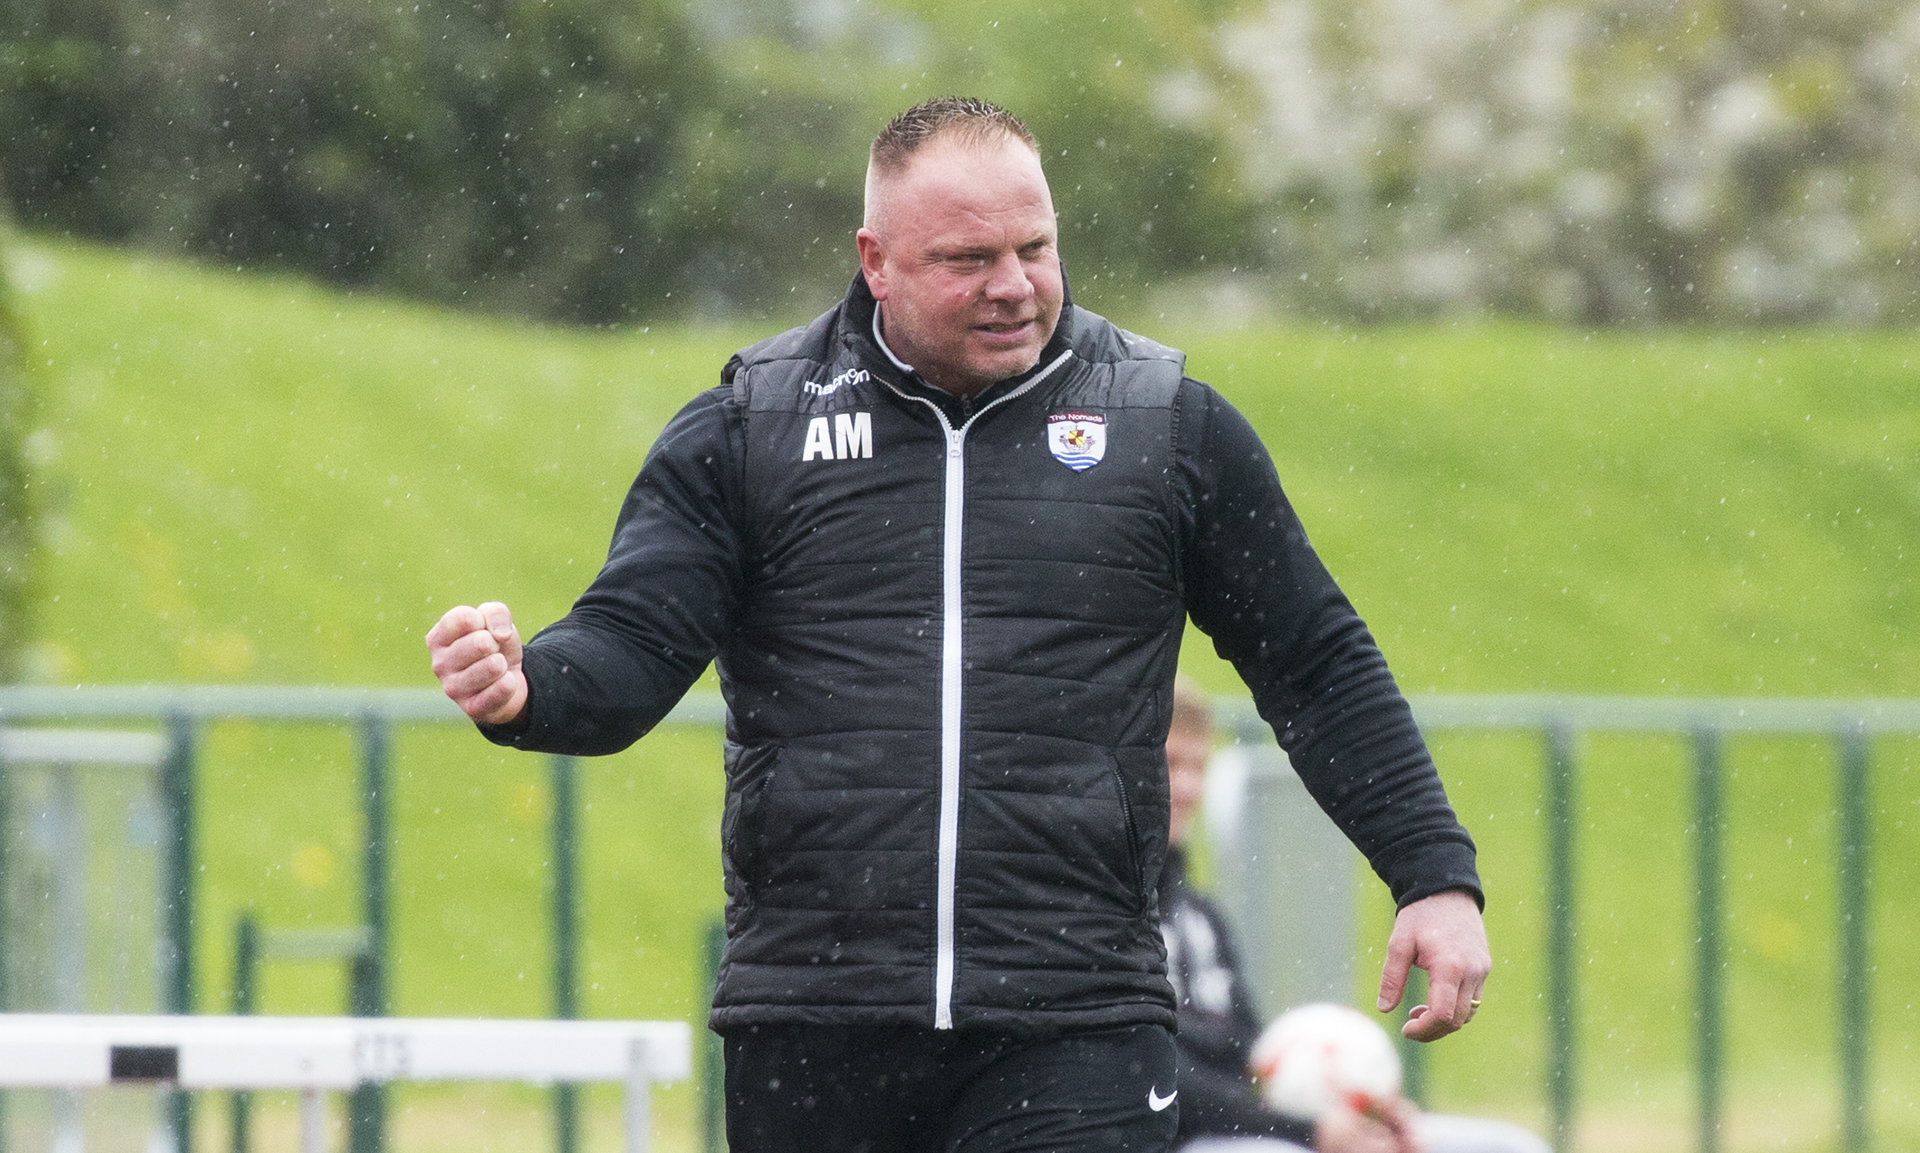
856, 228, 889, 300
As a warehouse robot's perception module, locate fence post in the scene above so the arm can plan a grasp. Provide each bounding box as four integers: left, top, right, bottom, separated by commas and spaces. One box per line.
1691, 729, 1724, 1153
0, 725, 9, 1012
552, 754, 581, 1153
163, 712, 198, 1153
702, 917, 726, 1153
0, 729, 9, 1153
230, 913, 260, 1153
1837, 725, 1871, 1153
351, 713, 391, 1153
1544, 723, 1578, 1153
1394, 967, 1428, 1107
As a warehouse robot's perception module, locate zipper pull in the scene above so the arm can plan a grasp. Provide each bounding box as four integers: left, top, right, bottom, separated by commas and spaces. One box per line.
947, 431, 963, 458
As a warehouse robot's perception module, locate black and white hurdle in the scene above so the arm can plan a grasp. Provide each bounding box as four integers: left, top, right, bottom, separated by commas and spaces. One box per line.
0, 1014, 691, 1153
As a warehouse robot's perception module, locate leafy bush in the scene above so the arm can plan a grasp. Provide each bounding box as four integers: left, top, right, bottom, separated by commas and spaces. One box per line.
0, 0, 1251, 324
0, 0, 719, 324
16, 0, 1908, 325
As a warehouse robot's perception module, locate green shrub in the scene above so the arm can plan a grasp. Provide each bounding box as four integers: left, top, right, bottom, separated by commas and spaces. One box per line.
0, 0, 1253, 325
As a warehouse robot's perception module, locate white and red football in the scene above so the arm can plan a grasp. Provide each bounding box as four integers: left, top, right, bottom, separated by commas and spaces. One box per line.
1248, 1002, 1403, 1119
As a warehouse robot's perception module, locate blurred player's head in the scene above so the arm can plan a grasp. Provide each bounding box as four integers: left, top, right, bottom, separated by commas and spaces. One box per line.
1168, 674, 1214, 847
857, 97, 1063, 398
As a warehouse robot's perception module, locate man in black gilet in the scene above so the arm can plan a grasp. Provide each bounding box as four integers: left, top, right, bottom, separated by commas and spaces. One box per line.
427, 96, 1490, 1153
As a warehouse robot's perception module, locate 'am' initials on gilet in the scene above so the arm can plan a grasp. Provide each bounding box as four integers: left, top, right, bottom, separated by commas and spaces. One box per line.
801, 412, 873, 461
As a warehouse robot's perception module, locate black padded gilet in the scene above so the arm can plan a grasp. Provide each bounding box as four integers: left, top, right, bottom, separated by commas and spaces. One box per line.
709, 301, 1189, 1033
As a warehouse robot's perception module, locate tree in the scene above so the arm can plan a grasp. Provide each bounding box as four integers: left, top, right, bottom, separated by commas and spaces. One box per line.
0, 0, 722, 324
0, 0, 1266, 324
1219, 0, 1920, 322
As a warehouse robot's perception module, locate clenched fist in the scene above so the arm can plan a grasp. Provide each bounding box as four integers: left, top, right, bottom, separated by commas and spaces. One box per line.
426, 601, 528, 725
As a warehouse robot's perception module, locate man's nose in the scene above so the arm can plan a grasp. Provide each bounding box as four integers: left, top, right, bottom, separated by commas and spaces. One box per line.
981, 252, 1034, 303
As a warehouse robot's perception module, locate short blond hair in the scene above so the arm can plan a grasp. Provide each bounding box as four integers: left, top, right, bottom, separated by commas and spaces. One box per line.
863, 98, 1043, 235
869, 96, 1038, 179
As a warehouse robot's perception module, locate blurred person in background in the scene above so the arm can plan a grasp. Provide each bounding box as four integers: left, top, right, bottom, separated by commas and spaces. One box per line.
429, 96, 1487, 1153
1165, 677, 1550, 1153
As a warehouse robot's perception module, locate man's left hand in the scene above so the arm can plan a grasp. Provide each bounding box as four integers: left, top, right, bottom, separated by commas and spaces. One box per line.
1376, 889, 1489, 1042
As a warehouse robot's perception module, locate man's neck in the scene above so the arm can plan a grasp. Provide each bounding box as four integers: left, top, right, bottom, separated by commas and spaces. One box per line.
871, 304, 999, 399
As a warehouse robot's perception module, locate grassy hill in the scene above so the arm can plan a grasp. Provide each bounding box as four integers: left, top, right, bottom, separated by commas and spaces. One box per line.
1181, 323, 1918, 697
8, 236, 1917, 1150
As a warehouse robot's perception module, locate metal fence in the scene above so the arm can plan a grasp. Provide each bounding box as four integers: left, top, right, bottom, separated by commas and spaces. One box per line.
1, 687, 1914, 1153
0, 686, 729, 1153
1217, 695, 1920, 1153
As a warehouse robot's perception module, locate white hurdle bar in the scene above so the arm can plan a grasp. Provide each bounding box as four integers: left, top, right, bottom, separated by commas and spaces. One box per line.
0, 1014, 692, 1153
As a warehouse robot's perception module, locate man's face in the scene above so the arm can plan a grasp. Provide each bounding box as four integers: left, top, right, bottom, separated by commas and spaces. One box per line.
1166, 714, 1212, 848
856, 134, 1064, 397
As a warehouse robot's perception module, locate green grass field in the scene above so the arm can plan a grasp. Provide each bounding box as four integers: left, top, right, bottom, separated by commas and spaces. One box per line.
7, 235, 1917, 1151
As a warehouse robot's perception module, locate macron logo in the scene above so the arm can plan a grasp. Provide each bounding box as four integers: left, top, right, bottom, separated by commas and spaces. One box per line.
802, 412, 873, 461
804, 367, 870, 397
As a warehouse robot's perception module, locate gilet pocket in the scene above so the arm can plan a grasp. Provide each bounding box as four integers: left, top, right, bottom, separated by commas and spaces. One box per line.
1107, 755, 1146, 912
721, 743, 782, 898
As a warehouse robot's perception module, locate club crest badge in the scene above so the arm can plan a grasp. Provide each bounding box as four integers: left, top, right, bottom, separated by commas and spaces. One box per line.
1046, 411, 1107, 472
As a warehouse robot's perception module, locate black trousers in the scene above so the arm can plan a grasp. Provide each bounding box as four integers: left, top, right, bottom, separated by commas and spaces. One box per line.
722, 1022, 1180, 1153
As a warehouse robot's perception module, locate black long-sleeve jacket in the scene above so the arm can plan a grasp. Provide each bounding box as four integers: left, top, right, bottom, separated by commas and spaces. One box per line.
483, 274, 1480, 1033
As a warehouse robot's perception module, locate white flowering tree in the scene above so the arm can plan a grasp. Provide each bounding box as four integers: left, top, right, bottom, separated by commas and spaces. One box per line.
1217, 0, 1920, 322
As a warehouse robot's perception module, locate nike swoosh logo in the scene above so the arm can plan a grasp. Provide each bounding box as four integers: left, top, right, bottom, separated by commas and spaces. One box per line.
1147, 1087, 1177, 1112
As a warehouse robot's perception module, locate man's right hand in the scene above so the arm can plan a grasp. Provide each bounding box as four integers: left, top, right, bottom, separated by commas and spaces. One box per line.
426, 602, 528, 725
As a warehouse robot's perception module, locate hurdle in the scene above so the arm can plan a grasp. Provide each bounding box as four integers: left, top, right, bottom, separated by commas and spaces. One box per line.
0, 726, 175, 1150
0, 1014, 691, 1153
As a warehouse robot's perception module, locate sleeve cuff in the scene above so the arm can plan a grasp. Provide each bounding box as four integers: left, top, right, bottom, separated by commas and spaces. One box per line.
475, 670, 538, 747
1382, 839, 1484, 911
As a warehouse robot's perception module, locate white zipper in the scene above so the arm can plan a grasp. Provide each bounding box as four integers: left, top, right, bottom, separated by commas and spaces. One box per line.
933, 424, 965, 1029
879, 348, 1072, 1028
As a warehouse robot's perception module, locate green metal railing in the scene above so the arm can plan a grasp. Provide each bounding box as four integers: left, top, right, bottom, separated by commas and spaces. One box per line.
701, 918, 727, 1153
162, 714, 197, 1146
2, 687, 1913, 1153
228, 917, 378, 1150
1221, 694, 1920, 1153
551, 754, 582, 1153
0, 687, 720, 1153
1544, 723, 1577, 1143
